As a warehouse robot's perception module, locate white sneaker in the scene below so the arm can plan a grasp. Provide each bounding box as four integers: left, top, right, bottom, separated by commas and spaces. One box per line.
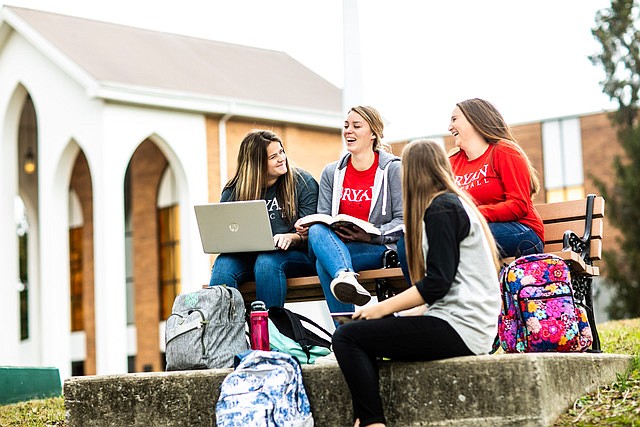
330, 271, 371, 306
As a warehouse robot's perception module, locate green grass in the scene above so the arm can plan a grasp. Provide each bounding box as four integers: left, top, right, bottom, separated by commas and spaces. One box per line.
0, 396, 64, 426
2, 318, 640, 426
554, 318, 640, 426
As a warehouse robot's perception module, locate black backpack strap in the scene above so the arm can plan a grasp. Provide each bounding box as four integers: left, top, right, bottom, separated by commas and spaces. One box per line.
288, 311, 333, 341
280, 308, 309, 343
269, 307, 332, 339
285, 310, 332, 349
280, 307, 315, 363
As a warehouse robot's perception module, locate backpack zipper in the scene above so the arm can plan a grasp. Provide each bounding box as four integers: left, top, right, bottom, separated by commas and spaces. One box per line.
188, 309, 208, 356
224, 286, 235, 321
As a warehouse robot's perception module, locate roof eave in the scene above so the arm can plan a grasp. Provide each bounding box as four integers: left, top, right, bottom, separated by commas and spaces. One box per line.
1, 7, 99, 92
91, 82, 343, 129
0, 13, 12, 52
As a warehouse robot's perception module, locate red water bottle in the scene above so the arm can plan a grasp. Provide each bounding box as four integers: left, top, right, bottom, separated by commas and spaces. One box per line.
250, 301, 270, 351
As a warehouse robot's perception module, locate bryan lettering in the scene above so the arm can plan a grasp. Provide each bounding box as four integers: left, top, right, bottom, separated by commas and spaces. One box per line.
455, 164, 490, 190
266, 197, 284, 220
341, 187, 373, 202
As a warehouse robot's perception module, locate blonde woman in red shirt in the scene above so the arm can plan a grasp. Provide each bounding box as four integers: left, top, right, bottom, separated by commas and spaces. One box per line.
448, 98, 544, 258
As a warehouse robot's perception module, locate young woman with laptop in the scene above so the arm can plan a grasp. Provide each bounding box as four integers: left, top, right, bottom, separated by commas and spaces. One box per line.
208, 130, 319, 308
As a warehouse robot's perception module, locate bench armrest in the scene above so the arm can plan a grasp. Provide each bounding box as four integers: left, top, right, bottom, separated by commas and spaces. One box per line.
562, 194, 596, 265
383, 249, 400, 268
562, 230, 590, 261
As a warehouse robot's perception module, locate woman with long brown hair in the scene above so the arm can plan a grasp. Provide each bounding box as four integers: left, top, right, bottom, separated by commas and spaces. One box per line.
209, 130, 318, 307
448, 98, 544, 257
332, 139, 501, 427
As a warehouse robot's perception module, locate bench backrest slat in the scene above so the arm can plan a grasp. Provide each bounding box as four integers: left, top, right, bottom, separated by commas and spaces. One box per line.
535, 196, 605, 223
534, 196, 605, 262
543, 218, 604, 243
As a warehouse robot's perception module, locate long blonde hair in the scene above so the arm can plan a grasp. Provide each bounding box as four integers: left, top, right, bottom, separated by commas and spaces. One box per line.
402, 139, 500, 283
451, 98, 540, 197
224, 130, 298, 223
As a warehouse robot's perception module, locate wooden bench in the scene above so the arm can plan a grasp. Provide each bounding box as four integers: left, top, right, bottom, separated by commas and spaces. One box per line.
231, 194, 605, 347
236, 195, 604, 295
502, 194, 605, 276
236, 250, 409, 304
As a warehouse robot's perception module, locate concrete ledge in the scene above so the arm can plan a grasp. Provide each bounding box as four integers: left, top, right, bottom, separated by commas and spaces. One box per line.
64, 352, 632, 427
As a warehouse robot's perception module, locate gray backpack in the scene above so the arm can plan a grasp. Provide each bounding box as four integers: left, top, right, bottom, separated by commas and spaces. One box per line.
165, 286, 249, 370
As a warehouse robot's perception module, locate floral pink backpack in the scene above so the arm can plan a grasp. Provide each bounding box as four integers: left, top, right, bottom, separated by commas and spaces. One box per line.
496, 253, 593, 353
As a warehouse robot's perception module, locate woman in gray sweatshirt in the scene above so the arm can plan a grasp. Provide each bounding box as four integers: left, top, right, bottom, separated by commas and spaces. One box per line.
295, 106, 403, 314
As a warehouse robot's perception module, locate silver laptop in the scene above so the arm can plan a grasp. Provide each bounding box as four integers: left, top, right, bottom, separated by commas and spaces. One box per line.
194, 200, 277, 253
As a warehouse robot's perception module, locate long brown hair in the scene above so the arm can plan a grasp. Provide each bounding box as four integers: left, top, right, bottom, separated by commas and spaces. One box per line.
452, 98, 540, 197
402, 139, 500, 283
224, 130, 298, 223
349, 105, 393, 153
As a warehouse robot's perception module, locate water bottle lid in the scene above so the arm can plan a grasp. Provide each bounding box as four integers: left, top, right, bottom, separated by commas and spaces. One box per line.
251, 300, 267, 311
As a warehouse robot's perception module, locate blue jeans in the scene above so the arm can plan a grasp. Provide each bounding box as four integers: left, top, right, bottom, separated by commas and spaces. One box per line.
490, 221, 543, 258
308, 224, 388, 313
209, 249, 315, 308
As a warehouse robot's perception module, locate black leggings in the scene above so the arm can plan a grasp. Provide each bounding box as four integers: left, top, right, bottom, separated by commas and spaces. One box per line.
332, 315, 473, 426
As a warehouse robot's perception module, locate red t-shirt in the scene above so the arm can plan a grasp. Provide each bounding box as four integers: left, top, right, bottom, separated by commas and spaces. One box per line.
449, 141, 544, 241
339, 152, 378, 221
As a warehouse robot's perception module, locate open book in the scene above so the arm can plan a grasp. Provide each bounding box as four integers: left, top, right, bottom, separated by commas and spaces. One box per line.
298, 213, 381, 236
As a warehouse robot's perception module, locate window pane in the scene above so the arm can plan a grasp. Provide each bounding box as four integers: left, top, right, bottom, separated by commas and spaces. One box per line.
542, 118, 584, 202
19, 232, 29, 340
542, 120, 564, 190
158, 205, 181, 319
69, 227, 84, 332
561, 119, 584, 186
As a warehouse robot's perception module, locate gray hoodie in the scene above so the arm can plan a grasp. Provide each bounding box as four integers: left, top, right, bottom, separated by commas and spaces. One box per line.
316, 150, 404, 248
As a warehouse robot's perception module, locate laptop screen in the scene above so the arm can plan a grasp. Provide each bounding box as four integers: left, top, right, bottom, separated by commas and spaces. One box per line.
194, 200, 277, 253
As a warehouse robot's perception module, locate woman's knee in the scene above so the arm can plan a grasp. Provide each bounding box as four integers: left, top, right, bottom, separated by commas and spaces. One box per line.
489, 222, 542, 257
210, 263, 243, 287
308, 223, 330, 240
331, 322, 358, 350
253, 255, 284, 277
518, 238, 544, 256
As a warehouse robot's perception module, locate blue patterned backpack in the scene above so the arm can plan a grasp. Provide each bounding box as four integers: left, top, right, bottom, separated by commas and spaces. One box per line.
216, 350, 314, 426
